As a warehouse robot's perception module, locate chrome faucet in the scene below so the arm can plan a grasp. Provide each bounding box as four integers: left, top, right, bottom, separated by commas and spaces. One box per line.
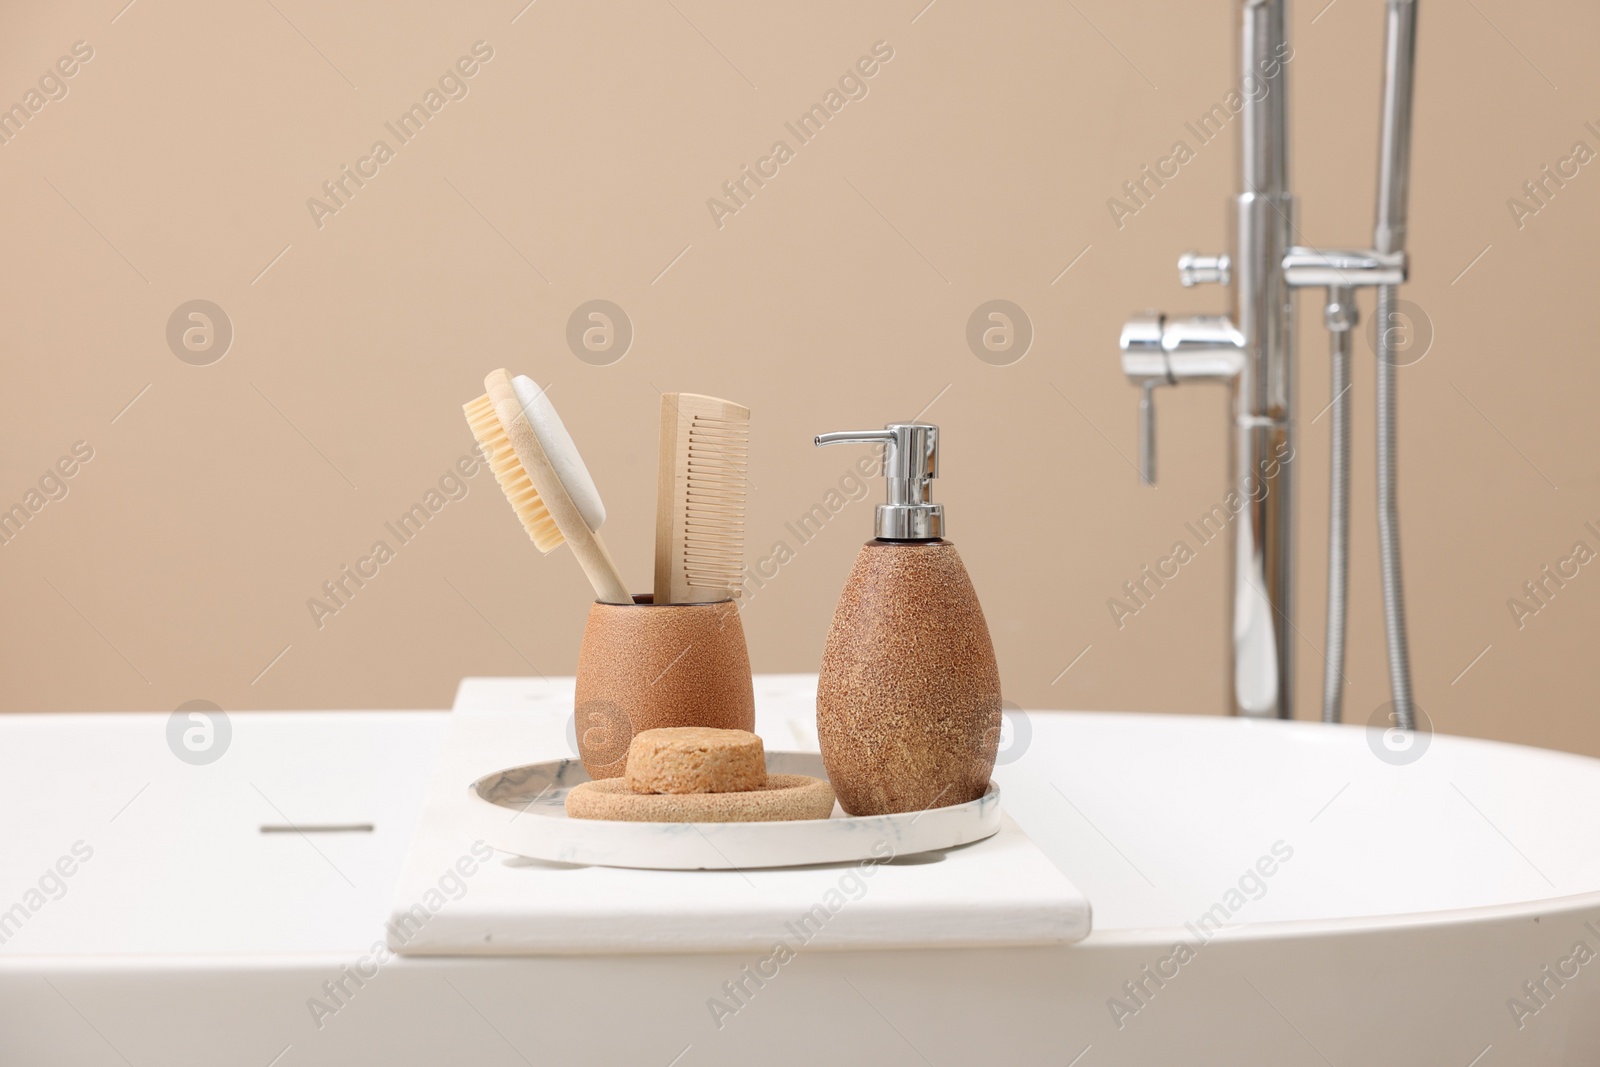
1119, 0, 1419, 724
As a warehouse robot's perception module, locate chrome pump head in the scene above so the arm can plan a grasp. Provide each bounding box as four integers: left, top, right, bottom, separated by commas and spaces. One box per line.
814, 423, 942, 541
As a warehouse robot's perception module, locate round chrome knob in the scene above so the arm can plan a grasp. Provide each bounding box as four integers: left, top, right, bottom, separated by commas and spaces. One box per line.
1177, 252, 1231, 287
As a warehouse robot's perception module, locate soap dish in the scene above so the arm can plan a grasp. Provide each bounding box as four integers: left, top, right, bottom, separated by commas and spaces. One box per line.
466, 751, 1001, 870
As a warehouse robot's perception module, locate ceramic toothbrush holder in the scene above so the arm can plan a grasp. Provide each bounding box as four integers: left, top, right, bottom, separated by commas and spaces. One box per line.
573, 595, 756, 779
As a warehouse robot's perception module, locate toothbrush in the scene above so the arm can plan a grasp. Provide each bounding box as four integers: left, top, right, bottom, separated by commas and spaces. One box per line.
463, 369, 632, 604
654, 392, 750, 605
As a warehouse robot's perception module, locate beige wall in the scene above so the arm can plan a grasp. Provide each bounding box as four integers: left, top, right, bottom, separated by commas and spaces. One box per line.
3, 0, 1598, 756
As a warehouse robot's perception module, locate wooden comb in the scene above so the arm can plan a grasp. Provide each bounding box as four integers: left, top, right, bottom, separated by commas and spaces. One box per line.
654, 393, 750, 605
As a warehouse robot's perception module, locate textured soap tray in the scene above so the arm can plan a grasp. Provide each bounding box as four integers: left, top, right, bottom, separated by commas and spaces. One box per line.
469, 751, 1000, 870
387, 696, 1091, 956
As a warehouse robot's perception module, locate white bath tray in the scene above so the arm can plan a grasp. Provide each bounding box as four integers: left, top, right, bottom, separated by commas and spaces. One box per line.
386, 690, 1090, 955
468, 751, 1001, 870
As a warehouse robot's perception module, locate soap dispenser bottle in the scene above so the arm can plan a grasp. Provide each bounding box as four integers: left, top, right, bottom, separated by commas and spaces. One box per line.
812, 423, 1001, 816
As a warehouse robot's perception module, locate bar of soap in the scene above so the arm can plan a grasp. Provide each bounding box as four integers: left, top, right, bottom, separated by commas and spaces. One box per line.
566, 775, 835, 822
625, 727, 767, 794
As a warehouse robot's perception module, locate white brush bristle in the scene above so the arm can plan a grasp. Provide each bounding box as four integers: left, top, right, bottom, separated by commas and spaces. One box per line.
680, 413, 748, 595
463, 393, 565, 553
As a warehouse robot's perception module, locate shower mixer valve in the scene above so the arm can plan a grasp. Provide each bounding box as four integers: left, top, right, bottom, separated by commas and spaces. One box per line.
1125, 246, 1407, 487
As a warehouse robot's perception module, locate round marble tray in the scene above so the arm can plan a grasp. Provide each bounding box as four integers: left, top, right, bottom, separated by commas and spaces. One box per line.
467, 751, 1001, 870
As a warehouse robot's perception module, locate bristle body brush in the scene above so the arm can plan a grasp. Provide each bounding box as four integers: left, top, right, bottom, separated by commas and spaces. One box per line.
464, 369, 632, 604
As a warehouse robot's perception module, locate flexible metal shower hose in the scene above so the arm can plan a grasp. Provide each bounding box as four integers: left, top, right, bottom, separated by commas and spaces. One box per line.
1374, 284, 1416, 730
1322, 292, 1353, 723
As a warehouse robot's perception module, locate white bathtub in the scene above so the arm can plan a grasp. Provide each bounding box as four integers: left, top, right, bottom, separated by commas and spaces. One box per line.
1, 676, 1595, 1065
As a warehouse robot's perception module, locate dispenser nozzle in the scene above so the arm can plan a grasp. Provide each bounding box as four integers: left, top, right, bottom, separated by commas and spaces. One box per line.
814, 423, 943, 541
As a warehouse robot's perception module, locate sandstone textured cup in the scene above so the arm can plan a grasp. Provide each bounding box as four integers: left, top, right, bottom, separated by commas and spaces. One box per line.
573, 596, 755, 779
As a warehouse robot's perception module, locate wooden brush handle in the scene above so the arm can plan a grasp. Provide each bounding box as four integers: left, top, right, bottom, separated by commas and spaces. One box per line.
569, 529, 633, 606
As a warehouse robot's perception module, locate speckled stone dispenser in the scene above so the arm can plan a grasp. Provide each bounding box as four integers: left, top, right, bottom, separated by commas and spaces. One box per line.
573, 596, 755, 779
817, 540, 1000, 815
813, 423, 1002, 816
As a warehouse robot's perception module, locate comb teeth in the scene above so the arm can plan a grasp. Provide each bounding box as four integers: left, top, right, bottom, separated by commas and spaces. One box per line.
463, 393, 565, 553
681, 413, 748, 593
